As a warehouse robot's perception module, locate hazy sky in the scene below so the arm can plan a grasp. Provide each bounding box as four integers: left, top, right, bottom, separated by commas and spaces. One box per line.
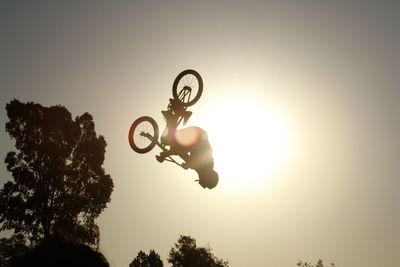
1, 1, 400, 266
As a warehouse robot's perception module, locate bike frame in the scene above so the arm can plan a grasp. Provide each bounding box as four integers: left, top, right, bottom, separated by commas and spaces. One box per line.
140, 105, 188, 167
140, 131, 182, 166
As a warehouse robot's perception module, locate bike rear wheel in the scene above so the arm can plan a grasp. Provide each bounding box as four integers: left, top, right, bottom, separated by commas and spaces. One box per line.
172, 69, 203, 107
128, 116, 159, 154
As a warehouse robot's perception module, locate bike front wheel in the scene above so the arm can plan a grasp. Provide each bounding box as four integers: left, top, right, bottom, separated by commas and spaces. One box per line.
128, 116, 159, 154
172, 69, 203, 107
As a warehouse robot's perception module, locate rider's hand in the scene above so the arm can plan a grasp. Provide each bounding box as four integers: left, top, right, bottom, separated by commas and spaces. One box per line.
181, 162, 189, 169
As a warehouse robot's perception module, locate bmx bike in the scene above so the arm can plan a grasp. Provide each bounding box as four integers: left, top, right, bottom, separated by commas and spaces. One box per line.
128, 69, 203, 167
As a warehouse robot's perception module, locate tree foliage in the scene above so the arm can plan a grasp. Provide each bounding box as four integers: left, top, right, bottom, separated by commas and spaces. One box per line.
168, 235, 228, 267
13, 235, 109, 267
0, 100, 113, 246
129, 249, 163, 267
297, 259, 336, 267
0, 234, 29, 266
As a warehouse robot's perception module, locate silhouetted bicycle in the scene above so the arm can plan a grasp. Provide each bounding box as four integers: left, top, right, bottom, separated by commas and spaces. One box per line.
128, 69, 203, 166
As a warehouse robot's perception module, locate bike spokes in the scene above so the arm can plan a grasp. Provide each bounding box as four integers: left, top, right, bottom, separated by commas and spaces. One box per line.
172, 70, 203, 107
129, 116, 159, 153
176, 76, 198, 104
177, 86, 192, 104
134, 122, 154, 149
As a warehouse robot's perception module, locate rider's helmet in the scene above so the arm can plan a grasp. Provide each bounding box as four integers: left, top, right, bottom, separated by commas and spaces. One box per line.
197, 169, 219, 189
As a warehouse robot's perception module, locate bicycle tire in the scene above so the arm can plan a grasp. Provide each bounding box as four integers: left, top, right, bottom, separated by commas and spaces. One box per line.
172, 69, 203, 107
128, 116, 159, 154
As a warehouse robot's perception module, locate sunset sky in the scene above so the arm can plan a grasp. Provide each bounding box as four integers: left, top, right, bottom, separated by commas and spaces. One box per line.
1, 1, 399, 266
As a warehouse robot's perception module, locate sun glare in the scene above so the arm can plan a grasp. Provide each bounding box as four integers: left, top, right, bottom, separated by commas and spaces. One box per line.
194, 96, 292, 189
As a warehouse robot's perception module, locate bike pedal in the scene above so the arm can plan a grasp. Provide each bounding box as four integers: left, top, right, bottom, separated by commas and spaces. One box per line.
156, 155, 164, 163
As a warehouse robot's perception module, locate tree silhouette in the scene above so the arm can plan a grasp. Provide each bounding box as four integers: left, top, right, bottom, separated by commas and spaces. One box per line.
168, 235, 228, 267
14, 235, 109, 267
0, 234, 29, 266
0, 100, 113, 247
129, 249, 163, 267
297, 259, 336, 267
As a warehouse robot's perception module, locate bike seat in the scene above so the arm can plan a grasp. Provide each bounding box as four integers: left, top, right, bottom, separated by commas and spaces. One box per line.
161, 110, 170, 119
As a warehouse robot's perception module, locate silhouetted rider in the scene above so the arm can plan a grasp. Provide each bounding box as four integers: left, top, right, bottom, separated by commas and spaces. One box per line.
179, 127, 219, 189
157, 125, 219, 189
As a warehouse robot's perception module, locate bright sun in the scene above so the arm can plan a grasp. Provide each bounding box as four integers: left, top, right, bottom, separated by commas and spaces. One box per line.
192, 96, 292, 189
